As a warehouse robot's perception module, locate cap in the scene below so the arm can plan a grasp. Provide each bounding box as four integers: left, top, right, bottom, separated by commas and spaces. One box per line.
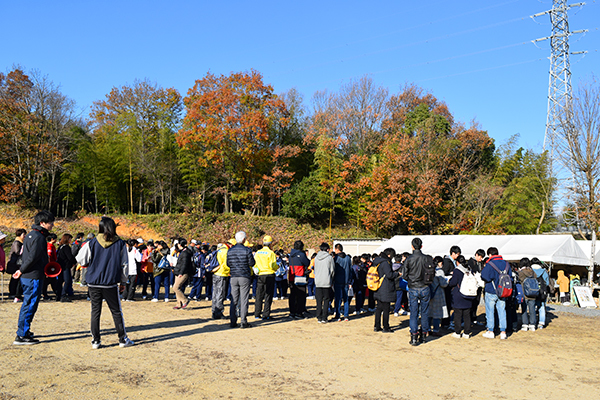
191, 239, 198, 245
0, 231, 7, 241
263, 235, 273, 245
137, 238, 144, 244
228, 238, 237, 246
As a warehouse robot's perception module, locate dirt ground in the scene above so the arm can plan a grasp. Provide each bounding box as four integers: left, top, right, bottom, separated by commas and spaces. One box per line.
1, 282, 599, 400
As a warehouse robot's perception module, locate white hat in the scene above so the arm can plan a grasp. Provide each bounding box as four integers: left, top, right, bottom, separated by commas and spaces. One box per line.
191, 239, 198, 245
0, 231, 6, 241
137, 238, 144, 243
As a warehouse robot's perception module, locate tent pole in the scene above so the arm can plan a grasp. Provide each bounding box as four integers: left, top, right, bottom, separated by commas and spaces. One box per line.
590, 231, 596, 288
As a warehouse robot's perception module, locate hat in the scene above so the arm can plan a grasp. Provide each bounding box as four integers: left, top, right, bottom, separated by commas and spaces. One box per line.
228, 238, 237, 246
137, 238, 144, 244
191, 239, 198, 245
0, 231, 6, 241
263, 235, 273, 245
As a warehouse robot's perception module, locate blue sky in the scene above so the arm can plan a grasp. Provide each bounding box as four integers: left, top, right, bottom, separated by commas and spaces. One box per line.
2, 0, 598, 151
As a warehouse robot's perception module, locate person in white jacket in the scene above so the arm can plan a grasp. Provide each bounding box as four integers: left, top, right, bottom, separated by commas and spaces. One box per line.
124, 239, 141, 301
313, 242, 335, 323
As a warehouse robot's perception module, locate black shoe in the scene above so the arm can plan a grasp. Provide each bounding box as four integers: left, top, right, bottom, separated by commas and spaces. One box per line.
374, 327, 383, 332
382, 328, 394, 333
13, 336, 40, 345
230, 323, 239, 328
410, 334, 419, 346
25, 331, 35, 338
418, 328, 424, 343
60, 297, 72, 303
212, 313, 222, 320
241, 323, 252, 329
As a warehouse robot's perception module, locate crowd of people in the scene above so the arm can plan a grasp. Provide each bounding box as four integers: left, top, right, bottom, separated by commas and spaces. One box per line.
1, 212, 563, 348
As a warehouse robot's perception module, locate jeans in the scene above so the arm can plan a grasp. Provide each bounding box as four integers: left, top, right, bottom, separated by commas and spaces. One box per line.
393, 290, 404, 313
535, 299, 546, 325
521, 299, 536, 326
484, 292, 507, 332
408, 286, 431, 334
307, 278, 316, 297
189, 276, 204, 299
62, 267, 74, 297
334, 284, 349, 318
153, 271, 170, 300
230, 276, 251, 325
430, 317, 441, 332
17, 278, 42, 337
212, 275, 229, 317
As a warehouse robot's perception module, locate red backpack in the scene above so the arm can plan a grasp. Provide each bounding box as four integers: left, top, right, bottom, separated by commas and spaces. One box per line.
489, 261, 513, 298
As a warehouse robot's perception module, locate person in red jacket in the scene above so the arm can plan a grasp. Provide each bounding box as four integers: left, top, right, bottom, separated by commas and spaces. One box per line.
288, 240, 310, 319
42, 233, 59, 300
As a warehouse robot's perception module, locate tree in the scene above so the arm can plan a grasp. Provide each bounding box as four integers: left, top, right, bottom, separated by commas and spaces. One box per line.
178, 70, 291, 214
90, 79, 183, 213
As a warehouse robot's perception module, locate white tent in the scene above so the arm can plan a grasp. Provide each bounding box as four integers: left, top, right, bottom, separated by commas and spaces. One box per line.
375, 235, 590, 266
575, 240, 599, 265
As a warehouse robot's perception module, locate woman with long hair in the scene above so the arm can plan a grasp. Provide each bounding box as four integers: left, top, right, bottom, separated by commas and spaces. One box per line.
76, 216, 134, 349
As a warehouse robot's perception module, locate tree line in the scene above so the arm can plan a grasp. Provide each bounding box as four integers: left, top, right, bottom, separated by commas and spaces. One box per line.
0, 67, 558, 236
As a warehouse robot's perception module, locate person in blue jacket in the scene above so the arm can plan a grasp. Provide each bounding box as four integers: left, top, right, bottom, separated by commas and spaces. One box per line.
333, 243, 352, 321
448, 255, 476, 339
76, 216, 133, 349
480, 247, 512, 340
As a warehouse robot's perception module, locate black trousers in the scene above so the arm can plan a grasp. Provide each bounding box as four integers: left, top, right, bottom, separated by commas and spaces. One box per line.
454, 308, 472, 335
255, 274, 275, 318
9, 276, 22, 298
375, 300, 391, 330
289, 283, 307, 316
89, 286, 127, 342
315, 287, 330, 321
126, 275, 137, 300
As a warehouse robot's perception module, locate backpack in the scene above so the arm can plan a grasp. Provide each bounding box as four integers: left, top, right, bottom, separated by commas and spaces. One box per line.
522, 273, 540, 298
192, 252, 206, 277
489, 260, 513, 298
422, 256, 435, 285
157, 255, 171, 271
366, 263, 383, 291
457, 266, 479, 297
515, 282, 525, 304
275, 260, 287, 277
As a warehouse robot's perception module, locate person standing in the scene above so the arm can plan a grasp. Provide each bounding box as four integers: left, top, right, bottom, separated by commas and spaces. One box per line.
211, 241, 232, 319
227, 231, 256, 328
172, 238, 194, 310
151, 241, 171, 302
447, 255, 476, 339
402, 237, 433, 346
12, 210, 55, 345
253, 235, 278, 320
56, 233, 76, 302
6, 229, 26, 302
71, 232, 84, 283
373, 248, 400, 333
481, 247, 512, 340
531, 257, 549, 329
288, 240, 310, 319
313, 243, 335, 323
124, 239, 141, 301
333, 243, 352, 322
76, 216, 133, 349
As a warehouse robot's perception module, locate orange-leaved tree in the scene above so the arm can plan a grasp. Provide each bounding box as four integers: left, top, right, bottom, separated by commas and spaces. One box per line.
178, 70, 290, 213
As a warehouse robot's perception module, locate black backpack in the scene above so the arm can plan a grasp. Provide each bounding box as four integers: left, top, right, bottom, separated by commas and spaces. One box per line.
422, 256, 435, 285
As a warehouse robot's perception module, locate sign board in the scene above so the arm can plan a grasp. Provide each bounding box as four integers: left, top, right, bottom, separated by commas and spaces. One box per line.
573, 286, 597, 308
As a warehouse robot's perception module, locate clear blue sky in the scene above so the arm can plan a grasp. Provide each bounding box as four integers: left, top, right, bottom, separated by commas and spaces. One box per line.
2, 0, 598, 151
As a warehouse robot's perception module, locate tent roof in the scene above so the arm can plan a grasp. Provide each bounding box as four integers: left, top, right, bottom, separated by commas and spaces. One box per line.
575, 240, 599, 264
375, 235, 590, 266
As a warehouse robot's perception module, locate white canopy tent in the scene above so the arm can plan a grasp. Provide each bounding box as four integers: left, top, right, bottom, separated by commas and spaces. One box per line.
374, 235, 590, 267
576, 240, 599, 265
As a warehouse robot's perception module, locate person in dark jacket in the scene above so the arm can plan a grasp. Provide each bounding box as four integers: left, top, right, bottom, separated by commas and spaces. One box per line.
333, 243, 352, 321
13, 210, 54, 345
151, 241, 171, 302
447, 255, 476, 338
56, 233, 76, 302
227, 231, 256, 328
76, 216, 133, 349
7, 228, 26, 301
373, 248, 400, 333
288, 240, 310, 319
480, 247, 511, 340
402, 237, 434, 346
173, 238, 194, 310
71, 232, 84, 283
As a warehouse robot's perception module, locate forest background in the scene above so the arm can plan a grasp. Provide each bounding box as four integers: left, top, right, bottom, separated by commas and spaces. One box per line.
0, 66, 557, 246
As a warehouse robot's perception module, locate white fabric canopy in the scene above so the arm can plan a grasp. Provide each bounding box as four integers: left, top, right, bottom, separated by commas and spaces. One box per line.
374, 235, 590, 266
575, 240, 599, 265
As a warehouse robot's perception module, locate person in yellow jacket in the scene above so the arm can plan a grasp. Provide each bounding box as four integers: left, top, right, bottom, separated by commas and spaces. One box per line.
555, 270, 570, 305
253, 235, 278, 320
211, 239, 234, 319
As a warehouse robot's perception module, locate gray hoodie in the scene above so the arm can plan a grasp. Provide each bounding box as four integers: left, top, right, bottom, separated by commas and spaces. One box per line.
314, 251, 335, 288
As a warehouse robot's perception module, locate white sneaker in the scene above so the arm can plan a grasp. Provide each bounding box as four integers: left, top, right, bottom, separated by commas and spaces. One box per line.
119, 337, 134, 348
482, 331, 495, 339
451, 332, 462, 338
151, 298, 159, 302
394, 312, 399, 317
91, 341, 101, 350
521, 325, 528, 332
529, 325, 536, 332
537, 324, 544, 330
164, 298, 169, 302
400, 310, 408, 315
500, 332, 507, 340
461, 333, 470, 339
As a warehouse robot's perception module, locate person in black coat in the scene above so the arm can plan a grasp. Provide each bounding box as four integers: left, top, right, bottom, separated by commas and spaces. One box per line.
373, 248, 400, 333
56, 233, 77, 301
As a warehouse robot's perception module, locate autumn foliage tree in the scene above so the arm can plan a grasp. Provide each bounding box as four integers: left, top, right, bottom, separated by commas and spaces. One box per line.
178, 70, 297, 215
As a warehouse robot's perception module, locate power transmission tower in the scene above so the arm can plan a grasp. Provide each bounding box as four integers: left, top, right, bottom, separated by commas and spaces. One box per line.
533, 1, 587, 157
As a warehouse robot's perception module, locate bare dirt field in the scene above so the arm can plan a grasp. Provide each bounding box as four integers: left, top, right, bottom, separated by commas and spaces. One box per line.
1, 283, 599, 400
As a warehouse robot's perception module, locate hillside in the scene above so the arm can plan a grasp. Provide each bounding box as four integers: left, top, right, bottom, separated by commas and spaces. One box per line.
0, 205, 379, 250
